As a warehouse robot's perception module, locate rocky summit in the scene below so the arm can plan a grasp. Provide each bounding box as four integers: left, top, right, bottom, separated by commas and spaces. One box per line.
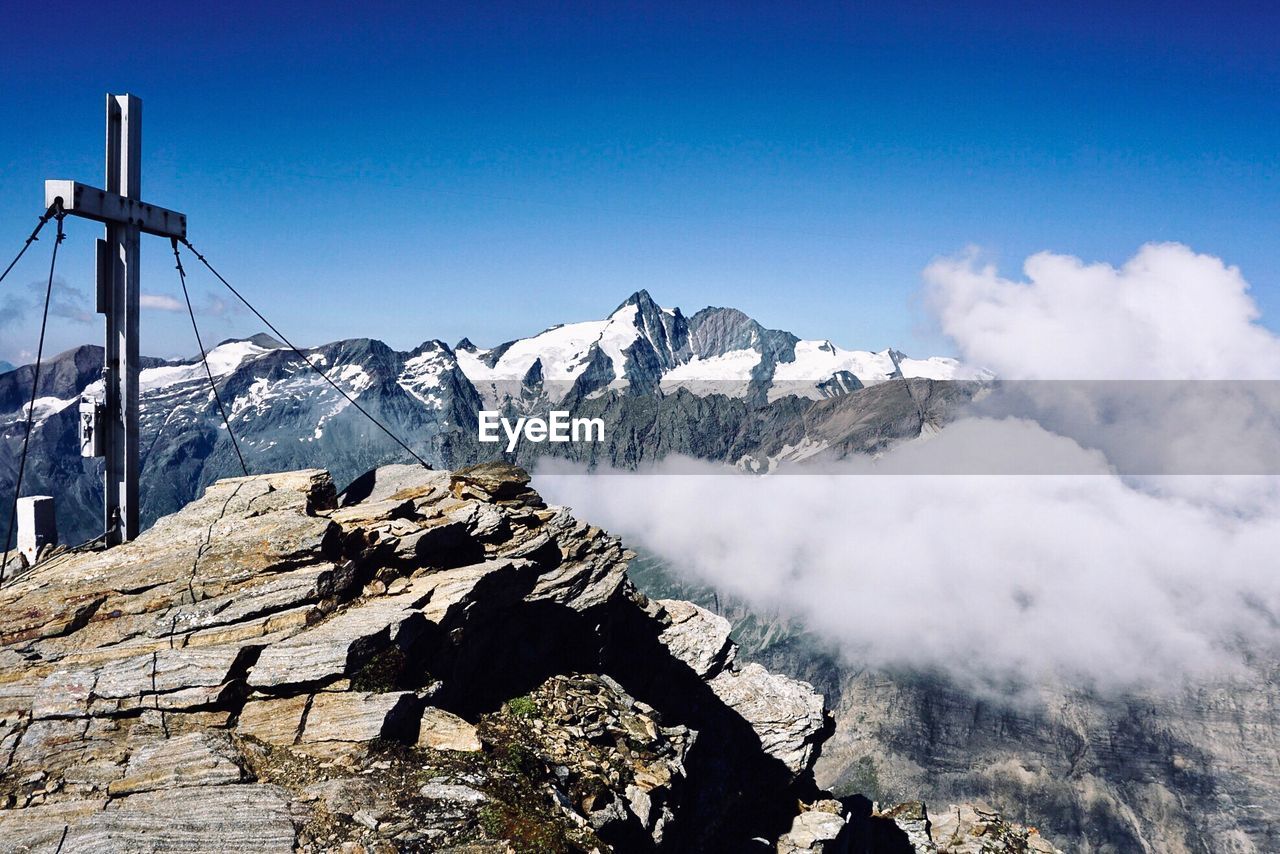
0, 463, 1052, 853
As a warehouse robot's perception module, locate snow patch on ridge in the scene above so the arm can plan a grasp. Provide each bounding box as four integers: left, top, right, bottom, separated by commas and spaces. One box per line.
769, 343, 962, 401
398, 349, 452, 408
458, 319, 610, 385
457, 304, 647, 403
661, 349, 761, 397
19, 396, 74, 422
140, 340, 276, 393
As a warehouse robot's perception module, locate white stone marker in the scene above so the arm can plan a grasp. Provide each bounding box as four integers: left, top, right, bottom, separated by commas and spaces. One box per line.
17, 495, 57, 566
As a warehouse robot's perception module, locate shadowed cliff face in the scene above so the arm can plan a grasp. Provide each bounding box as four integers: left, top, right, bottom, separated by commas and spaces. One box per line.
628, 554, 1280, 854
0, 463, 837, 852
818, 665, 1280, 854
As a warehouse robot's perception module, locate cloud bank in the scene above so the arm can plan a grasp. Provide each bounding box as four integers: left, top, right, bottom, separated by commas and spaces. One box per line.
537, 454, 1280, 691
536, 243, 1280, 692
924, 243, 1280, 380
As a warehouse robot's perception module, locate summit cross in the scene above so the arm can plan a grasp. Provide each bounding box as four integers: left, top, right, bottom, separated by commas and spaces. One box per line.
44, 94, 188, 544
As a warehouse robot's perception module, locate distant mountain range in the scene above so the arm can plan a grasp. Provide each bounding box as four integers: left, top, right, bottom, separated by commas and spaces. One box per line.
455, 290, 962, 405
0, 291, 975, 546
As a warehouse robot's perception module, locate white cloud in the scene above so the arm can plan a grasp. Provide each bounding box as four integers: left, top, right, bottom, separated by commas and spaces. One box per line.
536, 454, 1280, 692
141, 293, 184, 312
536, 243, 1280, 693
924, 243, 1280, 380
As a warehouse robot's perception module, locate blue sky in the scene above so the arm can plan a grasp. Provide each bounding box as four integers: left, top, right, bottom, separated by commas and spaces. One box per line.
1, 1, 1277, 364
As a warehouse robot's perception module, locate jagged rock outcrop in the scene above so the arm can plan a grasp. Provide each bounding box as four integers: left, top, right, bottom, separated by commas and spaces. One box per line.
777, 799, 849, 853
926, 803, 1060, 853
776, 798, 1061, 854
0, 463, 836, 852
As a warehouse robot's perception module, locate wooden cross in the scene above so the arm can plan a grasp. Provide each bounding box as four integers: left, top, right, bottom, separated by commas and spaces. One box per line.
44, 94, 188, 545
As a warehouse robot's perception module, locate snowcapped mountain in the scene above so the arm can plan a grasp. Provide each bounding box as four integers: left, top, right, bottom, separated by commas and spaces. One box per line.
1, 292, 974, 546
457, 290, 963, 407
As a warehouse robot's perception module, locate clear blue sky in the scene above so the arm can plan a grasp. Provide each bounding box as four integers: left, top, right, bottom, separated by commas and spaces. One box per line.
1, 1, 1277, 364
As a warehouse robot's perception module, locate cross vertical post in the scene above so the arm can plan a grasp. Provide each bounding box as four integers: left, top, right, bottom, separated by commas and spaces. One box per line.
104, 94, 141, 544
45, 93, 187, 546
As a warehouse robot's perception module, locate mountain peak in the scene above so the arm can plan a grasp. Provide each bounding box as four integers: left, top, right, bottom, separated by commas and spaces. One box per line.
613, 289, 662, 315
215, 332, 285, 350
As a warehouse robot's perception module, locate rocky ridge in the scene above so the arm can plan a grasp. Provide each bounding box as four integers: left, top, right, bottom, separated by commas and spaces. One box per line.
0, 463, 1048, 852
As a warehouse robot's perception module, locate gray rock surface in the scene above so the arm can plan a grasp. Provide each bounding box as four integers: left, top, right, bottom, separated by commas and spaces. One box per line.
776, 797, 1061, 854
416, 707, 481, 752
0, 464, 842, 852
0, 459, 1060, 852
0, 784, 297, 853
708, 662, 827, 779
656, 598, 735, 678
777, 800, 849, 853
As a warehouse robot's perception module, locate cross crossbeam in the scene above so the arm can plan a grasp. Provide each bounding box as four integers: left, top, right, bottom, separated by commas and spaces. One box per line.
43, 180, 186, 239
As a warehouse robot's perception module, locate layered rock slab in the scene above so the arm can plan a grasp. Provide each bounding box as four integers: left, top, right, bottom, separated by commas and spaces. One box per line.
0, 463, 833, 852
